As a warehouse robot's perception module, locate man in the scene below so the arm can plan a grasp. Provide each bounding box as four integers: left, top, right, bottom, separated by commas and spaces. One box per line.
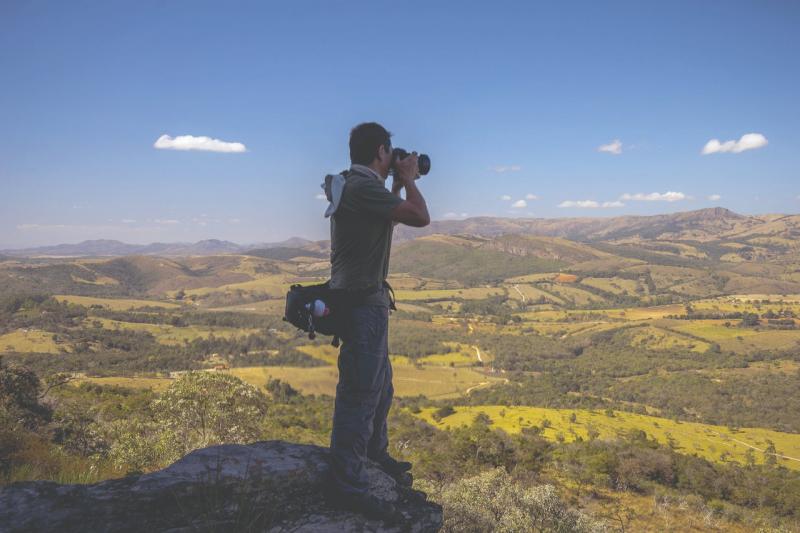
326, 122, 430, 520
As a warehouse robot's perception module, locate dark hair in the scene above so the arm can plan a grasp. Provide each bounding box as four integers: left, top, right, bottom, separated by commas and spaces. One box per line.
349, 122, 392, 165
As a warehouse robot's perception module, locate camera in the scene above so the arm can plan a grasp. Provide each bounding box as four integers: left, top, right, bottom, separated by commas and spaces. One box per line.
391, 148, 431, 176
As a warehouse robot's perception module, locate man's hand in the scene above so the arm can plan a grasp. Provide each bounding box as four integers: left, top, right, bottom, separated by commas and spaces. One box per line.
388, 151, 429, 228
392, 152, 419, 190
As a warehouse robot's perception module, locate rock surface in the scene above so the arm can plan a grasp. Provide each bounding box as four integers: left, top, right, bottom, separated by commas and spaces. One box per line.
0, 440, 442, 532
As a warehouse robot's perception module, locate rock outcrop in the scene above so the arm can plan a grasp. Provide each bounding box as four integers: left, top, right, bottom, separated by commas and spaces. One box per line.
0, 441, 442, 532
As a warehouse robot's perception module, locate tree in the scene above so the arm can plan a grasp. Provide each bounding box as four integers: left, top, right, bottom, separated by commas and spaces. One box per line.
151, 372, 268, 457
0, 357, 51, 429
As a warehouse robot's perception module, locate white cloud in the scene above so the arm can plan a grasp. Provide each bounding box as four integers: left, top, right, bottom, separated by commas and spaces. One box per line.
620, 191, 686, 202
556, 200, 624, 209
315, 193, 327, 200
511, 199, 527, 209
708, 194, 721, 201
597, 139, 623, 155
492, 165, 521, 173
558, 200, 599, 208
154, 134, 247, 153
154, 218, 180, 225
121, 219, 136, 224
500, 194, 512, 201
701, 133, 768, 155
228, 218, 241, 224
442, 212, 468, 219
525, 193, 539, 200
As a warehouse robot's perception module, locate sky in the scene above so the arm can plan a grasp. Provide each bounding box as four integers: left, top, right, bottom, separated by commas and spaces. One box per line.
1, 1, 799, 248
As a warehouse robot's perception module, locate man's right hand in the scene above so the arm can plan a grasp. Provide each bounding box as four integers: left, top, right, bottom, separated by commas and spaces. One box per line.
388, 151, 429, 228
392, 151, 419, 189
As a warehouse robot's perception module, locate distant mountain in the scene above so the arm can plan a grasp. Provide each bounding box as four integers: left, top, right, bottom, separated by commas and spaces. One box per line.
0, 237, 319, 258
395, 208, 756, 243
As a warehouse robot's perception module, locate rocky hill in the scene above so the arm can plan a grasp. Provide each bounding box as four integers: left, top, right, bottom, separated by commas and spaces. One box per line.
0, 441, 442, 532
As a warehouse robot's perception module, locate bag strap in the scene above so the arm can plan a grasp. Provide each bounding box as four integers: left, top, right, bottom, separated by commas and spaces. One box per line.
382, 280, 397, 311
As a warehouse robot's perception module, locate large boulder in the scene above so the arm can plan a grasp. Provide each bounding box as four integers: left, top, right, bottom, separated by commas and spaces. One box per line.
0, 440, 442, 532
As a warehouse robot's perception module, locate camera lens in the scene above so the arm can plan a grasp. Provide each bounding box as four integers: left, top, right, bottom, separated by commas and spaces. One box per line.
392, 148, 431, 176
418, 154, 431, 175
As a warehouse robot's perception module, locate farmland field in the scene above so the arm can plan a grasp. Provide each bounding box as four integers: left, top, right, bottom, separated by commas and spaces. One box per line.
416, 405, 800, 470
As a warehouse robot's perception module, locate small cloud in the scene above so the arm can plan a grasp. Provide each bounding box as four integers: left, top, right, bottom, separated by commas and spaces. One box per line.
702, 133, 768, 155
315, 193, 327, 200
597, 139, 623, 155
602, 201, 625, 208
154, 218, 180, 225
442, 212, 468, 219
154, 134, 247, 153
121, 219, 136, 224
228, 218, 241, 224
511, 199, 527, 209
500, 194, 512, 201
558, 200, 600, 208
492, 165, 521, 173
525, 193, 539, 200
620, 191, 686, 202
708, 194, 721, 201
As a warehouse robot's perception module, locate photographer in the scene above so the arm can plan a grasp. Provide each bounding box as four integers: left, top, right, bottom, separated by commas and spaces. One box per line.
326, 122, 429, 521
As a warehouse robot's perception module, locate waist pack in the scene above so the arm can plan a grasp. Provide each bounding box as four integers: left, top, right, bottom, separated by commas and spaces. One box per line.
283, 280, 396, 347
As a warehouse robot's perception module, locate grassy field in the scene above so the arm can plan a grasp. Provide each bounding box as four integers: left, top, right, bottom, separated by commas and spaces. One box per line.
173, 274, 291, 299
0, 329, 64, 354
505, 283, 565, 304
394, 287, 506, 302
579, 276, 639, 295
74, 376, 172, 391
230, 364, 502, 398
625, 326, 710, 353
87, 318, 259, 345
416, 405, 800, 471
54, 295, 181, 310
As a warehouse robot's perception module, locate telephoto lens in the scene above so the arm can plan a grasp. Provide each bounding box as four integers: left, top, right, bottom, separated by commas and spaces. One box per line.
392, 148, 431, 176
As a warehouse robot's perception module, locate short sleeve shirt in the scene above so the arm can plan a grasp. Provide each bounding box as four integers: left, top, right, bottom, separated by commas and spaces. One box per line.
329, 166, 403, 306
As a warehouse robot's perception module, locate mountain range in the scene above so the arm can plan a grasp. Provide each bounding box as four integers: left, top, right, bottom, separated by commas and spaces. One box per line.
3, 208, 799, 258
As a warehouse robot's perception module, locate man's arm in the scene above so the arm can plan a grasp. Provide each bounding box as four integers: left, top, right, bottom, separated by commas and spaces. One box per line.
389, 153, 430, 228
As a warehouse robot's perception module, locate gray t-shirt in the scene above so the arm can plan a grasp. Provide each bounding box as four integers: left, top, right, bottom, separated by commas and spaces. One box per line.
329, 165, 403, 306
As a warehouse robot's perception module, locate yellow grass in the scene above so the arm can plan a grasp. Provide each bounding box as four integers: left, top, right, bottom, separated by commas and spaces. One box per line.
580, 277, 639, 295
417, 342, 486, 366
394, 287, 506, 301
416, 405, 800, 470
505, 283, 564, 304
504, 273, 559, 283
175, 274, 291, 299
0, 329, 64, 354
54, 295, 180, 310
627, 326, 710, 353
209, 299, 286, 314
87, 318, 257, 345
75, 376, 172, 391
230, 365, 501, 399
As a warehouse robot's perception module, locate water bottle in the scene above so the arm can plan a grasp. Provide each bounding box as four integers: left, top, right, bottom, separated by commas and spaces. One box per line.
305, 299, 330, 318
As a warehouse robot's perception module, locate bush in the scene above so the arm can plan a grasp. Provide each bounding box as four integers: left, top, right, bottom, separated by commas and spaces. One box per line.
421, 468, 605, 532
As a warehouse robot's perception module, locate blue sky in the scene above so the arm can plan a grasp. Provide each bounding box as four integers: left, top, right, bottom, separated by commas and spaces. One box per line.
1, 1, 798, 248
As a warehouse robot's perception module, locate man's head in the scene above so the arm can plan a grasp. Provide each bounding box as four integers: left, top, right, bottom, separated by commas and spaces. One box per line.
349, 122, 392, 179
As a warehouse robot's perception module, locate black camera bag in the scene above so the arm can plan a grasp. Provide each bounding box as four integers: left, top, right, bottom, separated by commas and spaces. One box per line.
283, 280, 396, 347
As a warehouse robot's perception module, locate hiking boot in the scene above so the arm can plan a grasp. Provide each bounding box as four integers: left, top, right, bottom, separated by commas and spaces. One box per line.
325, 489, 401, 523
375, 456, 413, 477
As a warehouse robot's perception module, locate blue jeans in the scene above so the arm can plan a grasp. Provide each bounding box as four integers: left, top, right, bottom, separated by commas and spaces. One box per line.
329, 304, 394, 495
